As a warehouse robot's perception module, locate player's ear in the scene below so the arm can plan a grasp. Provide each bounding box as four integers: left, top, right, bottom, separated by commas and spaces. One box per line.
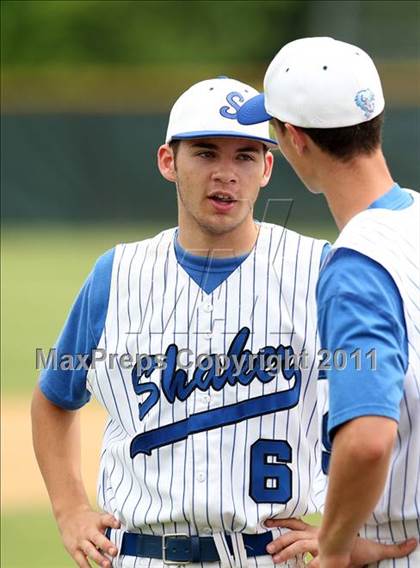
260, 150, 274, 188
284, 123, 308, 156
157, 144, 177, 182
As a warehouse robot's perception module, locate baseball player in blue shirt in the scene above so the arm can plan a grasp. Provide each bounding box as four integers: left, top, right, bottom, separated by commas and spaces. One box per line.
239, 37, 419, 568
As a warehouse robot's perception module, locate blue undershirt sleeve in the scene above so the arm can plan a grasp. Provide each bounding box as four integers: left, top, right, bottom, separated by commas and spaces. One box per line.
316, 248, 408, 438
39, 248, 115, 410
320, 242, 332, 267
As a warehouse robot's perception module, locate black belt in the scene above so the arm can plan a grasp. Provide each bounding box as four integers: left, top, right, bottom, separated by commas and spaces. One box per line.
106, 530, 273, 563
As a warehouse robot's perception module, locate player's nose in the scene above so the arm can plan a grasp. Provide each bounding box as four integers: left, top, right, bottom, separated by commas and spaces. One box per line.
211, 163, 238, 185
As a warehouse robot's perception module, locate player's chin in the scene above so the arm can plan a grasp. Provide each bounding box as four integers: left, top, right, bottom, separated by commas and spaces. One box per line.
201, 214, 243, 235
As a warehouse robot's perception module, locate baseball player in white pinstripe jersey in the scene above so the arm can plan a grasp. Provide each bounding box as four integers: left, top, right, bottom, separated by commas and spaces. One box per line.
239, 37, 419, 567
32, 76, 414, 568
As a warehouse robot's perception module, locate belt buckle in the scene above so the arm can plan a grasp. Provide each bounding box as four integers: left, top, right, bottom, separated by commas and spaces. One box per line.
162, 533, 191, 565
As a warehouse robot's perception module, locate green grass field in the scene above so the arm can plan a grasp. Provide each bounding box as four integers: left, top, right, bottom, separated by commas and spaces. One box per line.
2, 223, 330, 568
1, 509, 74, 568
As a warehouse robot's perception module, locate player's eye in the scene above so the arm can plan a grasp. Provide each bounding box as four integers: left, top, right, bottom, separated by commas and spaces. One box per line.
237, 153, 255, 162
196, 151, 215, 159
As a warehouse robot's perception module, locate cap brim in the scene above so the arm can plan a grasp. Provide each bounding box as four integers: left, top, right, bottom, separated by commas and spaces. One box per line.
170, 130, 277, 147
237, 94, 272, 125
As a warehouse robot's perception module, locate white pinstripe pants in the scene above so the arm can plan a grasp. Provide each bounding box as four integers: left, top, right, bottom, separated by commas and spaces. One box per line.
112, 556, 305, 568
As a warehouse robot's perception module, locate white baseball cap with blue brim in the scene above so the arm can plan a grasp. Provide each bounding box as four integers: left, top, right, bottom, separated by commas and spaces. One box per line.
237, 37, 385, 129
166, 77, 277, 147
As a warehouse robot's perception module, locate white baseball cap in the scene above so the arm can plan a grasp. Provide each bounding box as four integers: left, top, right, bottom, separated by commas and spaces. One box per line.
238, 37, 385, 128
166, 77, 277, 146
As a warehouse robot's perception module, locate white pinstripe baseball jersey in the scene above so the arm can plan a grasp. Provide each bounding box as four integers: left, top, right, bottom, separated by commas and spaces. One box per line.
321, 190, 420, 565
85, 222, 327, 539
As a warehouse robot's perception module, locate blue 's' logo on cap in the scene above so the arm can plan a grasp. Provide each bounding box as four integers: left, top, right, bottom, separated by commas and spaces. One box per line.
355, 89, 375, 119
220, 91, 245, 119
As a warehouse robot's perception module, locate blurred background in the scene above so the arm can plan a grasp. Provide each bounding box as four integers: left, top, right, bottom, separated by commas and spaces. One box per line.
1, 1, 419, 566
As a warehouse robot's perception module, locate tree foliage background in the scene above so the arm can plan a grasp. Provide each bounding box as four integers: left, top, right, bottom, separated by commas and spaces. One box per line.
2, 0, 305, 66
2, 0, 419, 69
1, 0, 419, 223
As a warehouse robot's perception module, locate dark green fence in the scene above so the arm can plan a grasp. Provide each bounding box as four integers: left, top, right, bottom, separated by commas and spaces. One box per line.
2, 109, 419, 227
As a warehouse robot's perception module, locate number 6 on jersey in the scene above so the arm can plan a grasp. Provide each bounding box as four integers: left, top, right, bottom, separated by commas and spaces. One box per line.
249, 439, 293, 504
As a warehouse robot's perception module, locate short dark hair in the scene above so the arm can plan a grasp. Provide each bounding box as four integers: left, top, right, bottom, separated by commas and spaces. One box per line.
273, 111, 384, 162
169, 140, 181, 160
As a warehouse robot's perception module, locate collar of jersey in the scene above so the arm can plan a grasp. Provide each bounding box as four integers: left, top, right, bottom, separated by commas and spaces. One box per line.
174, 233, 250, 273
368, 183, 413, 211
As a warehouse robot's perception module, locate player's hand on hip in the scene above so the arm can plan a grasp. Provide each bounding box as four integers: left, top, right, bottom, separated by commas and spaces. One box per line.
313, 537, 417, 568
265, 518, 319, 563
264, 518, 417, 567
346, 536, 418, 567
57, 505, 121, 568
307, 553, 351, 568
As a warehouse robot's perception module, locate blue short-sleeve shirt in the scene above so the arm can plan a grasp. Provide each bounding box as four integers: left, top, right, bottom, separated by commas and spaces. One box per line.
317, 184, 412, 437
39, 248, 115, 409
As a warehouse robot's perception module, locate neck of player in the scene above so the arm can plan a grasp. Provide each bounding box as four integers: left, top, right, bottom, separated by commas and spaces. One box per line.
320, 149, 394, 231
177, 212, 259, 258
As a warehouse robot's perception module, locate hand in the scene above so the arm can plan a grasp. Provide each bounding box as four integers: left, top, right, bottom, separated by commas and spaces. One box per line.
57, 505, 121, 567
265, 518, 319, 564
311, 552, 352, 568
264, 518, 417, 567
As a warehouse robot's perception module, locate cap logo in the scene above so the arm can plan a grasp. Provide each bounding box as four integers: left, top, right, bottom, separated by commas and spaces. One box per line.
355, 89, 376, 119
219, 91, 245, 119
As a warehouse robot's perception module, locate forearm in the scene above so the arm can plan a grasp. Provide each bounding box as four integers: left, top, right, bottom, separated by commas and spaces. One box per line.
319, 416, 397, 557
31, 385, 91, 521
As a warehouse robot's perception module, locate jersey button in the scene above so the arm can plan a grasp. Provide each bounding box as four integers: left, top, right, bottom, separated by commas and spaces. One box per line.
202, 528, 212, 535
197, 472, 206, 482
204, 332, 213, 340
203, 302, 213, 313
